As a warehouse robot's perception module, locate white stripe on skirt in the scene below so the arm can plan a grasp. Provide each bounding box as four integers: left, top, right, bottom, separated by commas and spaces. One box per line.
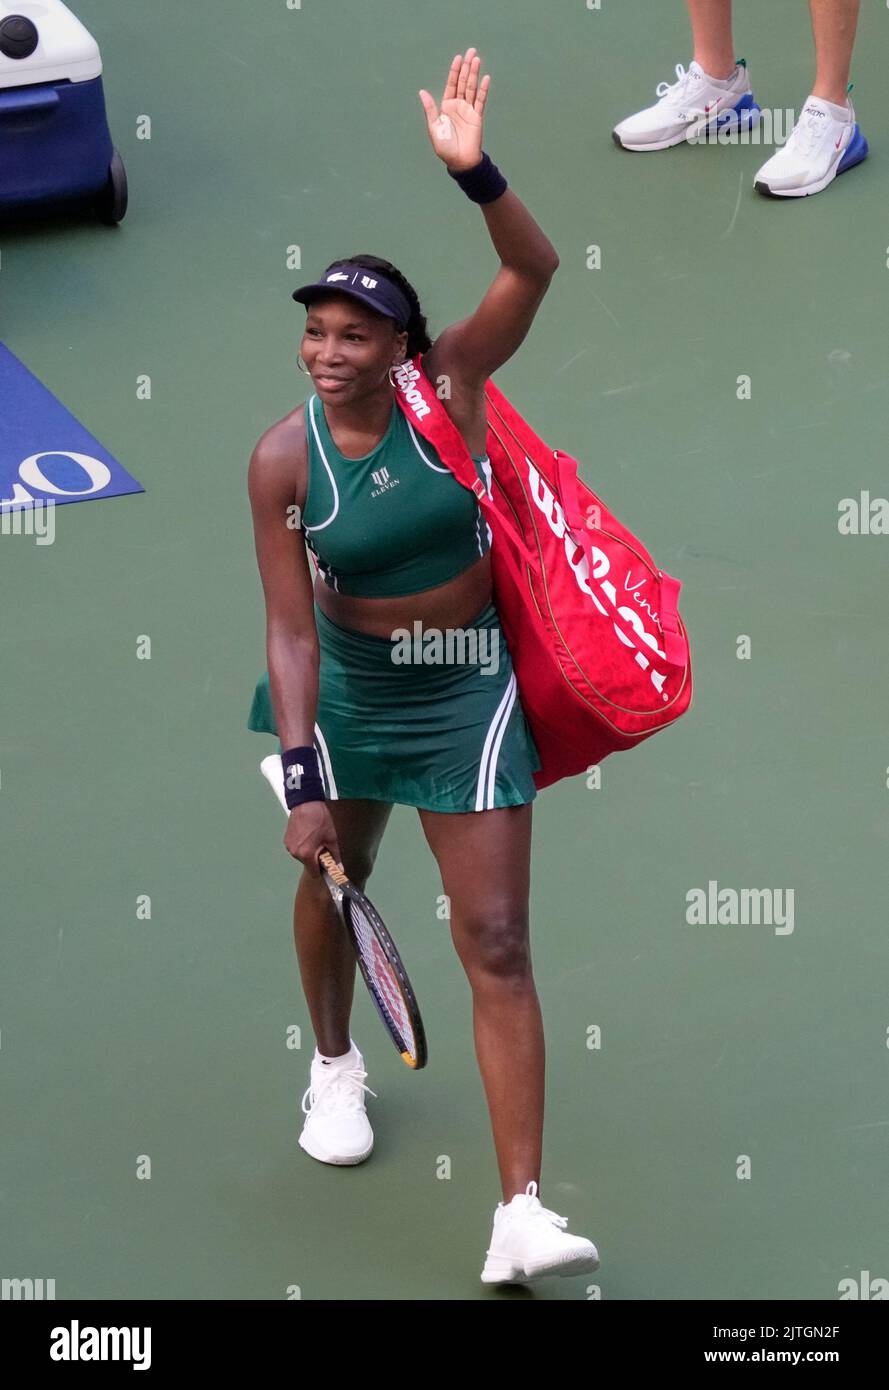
474, 671, 517, 812
313, 722, 339, 799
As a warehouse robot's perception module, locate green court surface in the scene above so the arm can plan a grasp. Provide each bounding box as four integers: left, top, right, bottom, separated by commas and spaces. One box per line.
2, 0, 888, 1301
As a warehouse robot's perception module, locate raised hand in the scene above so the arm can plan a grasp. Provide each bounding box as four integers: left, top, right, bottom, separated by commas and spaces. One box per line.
418, 48, 490, 173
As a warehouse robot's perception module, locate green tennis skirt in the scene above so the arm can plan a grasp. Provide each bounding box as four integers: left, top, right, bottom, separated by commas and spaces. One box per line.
247, 600, 541, 813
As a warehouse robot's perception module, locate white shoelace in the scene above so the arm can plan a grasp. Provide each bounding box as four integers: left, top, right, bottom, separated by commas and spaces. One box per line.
654, 63, 711, 123
789, 103, 845, 159
301, 1064, 378, 1117
506, 1181, 568, 1230
656, 62, 696, 101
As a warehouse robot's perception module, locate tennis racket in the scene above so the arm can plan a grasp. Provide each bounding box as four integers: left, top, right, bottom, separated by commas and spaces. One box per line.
260, 755, 427, 1070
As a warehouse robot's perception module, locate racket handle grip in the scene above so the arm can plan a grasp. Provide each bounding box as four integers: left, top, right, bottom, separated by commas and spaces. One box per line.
318, 847, 348, 884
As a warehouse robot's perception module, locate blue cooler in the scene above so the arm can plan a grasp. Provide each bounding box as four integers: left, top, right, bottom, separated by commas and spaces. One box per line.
0, 0, 126, 223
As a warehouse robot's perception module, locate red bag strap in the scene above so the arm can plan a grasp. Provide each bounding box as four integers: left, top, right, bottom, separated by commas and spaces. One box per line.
391, 357, 537, 567
657, 573, 686, 667
554, 450, 592, 533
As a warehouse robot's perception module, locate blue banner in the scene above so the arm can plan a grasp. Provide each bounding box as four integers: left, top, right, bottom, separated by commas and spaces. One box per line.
0, 342, 144, 509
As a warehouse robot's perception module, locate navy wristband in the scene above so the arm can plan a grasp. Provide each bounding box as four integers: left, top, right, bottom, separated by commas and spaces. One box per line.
447, 151, 507, 204
281, 746, 325, 808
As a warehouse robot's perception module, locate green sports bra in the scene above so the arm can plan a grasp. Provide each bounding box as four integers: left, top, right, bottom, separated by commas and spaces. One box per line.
300, 394, 493, 597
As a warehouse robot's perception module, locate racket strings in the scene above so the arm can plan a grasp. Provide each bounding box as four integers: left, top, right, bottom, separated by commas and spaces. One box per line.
349, 900, 417, 1058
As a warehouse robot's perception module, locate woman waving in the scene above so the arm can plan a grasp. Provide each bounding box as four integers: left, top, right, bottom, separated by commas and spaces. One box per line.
248, 48, 599, 1286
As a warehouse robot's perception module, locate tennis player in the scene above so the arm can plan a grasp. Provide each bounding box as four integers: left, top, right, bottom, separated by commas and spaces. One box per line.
247, 50, 599, 1285
612, 0, 867, 198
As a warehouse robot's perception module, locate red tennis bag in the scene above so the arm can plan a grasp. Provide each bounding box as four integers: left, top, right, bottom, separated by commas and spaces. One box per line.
392, 356, 693, 790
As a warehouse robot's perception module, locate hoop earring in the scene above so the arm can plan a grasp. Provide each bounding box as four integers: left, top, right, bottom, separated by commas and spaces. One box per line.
387, 361, 405, 388
297, 354, 311, 375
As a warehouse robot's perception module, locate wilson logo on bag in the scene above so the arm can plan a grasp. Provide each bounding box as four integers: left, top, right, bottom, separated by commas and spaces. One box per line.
393, 357, 693, 790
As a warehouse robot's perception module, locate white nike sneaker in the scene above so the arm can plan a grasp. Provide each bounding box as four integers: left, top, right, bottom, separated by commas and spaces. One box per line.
612, 59, 759, 151
754, 94, 868, 197
298, 1044, 376, 1165
480, 1181, 600, 1285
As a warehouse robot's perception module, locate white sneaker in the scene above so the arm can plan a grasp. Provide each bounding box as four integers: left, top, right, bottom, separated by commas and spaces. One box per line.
298, 1043, 376, 1165
612, 59, 759, 151
480, 1181, 600, 1285
754, 94, 868, 197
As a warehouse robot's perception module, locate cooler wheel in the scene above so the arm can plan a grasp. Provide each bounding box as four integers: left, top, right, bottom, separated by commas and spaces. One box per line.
94, 147, 128, 225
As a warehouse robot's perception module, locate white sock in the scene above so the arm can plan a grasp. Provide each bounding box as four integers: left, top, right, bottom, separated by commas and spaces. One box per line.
814, 95, 852, 122
700, 64, 739, 88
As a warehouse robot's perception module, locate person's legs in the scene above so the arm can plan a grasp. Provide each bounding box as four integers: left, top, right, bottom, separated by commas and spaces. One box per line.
293, 797, 393, 1057
810, 0, 860, 107
753, 0, 866, 196
688, 0, 735, 80
418, 802, 543, 1204
612, 0, 754, 152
